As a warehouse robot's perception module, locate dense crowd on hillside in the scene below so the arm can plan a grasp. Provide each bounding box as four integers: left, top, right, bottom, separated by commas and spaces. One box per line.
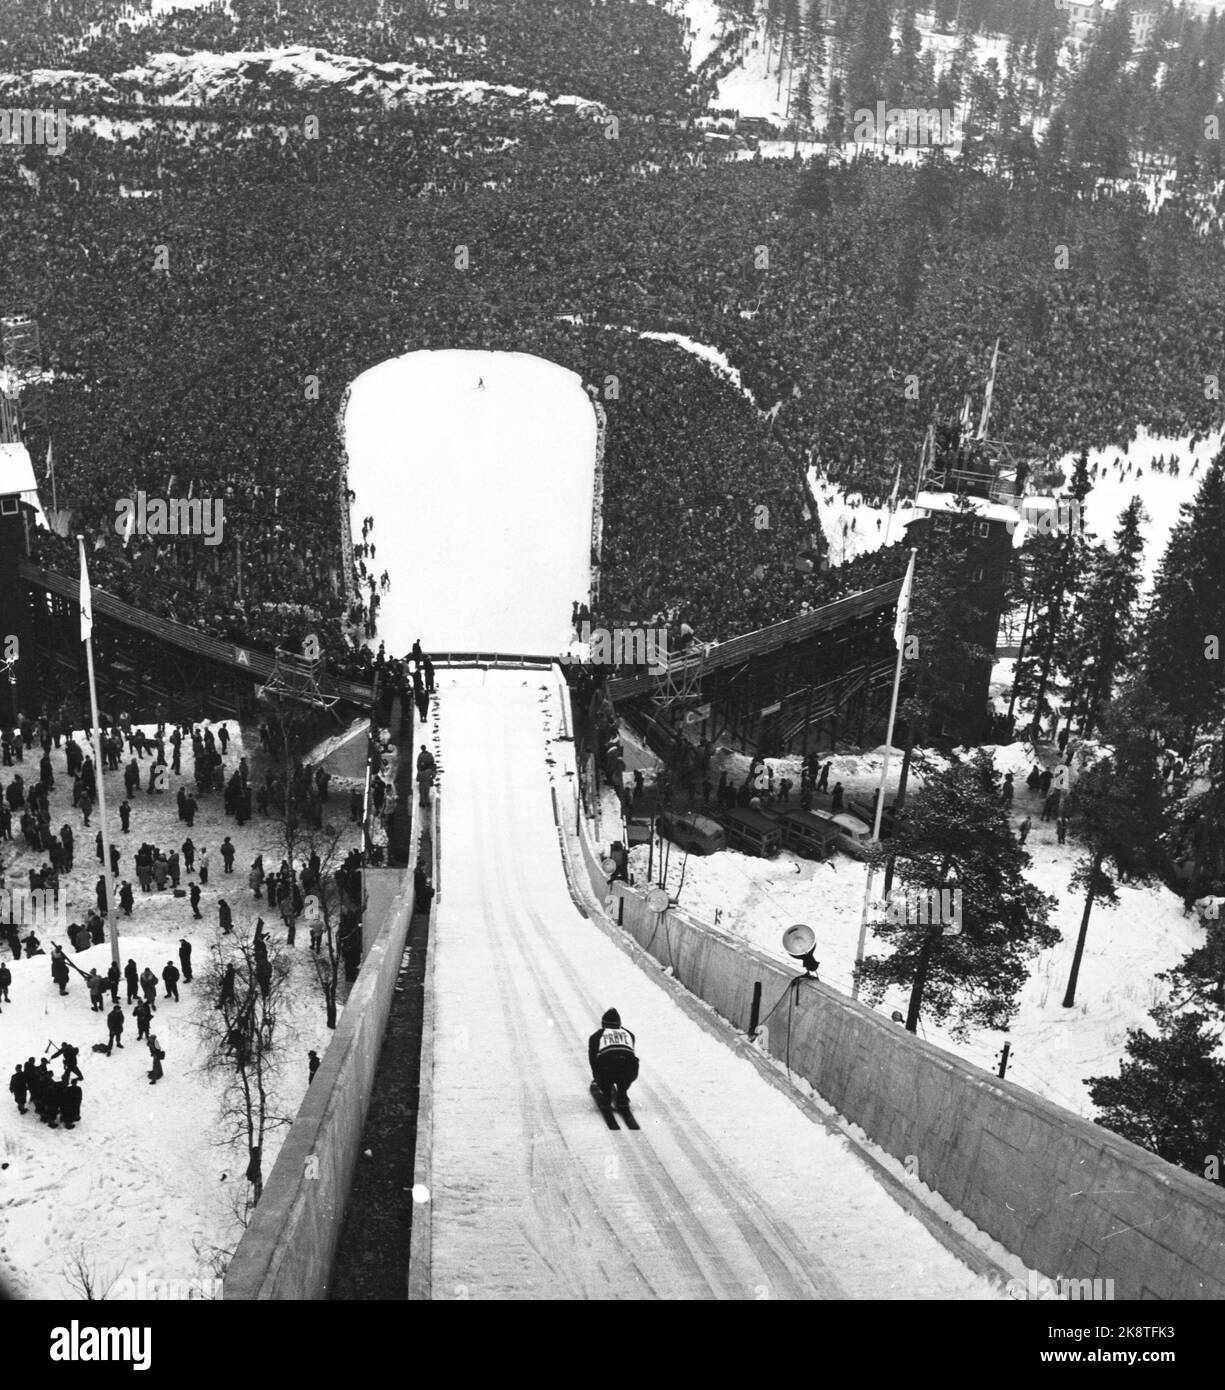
2, 0, 1224, 672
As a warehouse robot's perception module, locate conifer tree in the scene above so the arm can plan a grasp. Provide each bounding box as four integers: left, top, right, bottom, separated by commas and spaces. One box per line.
1012, 451, 1092, 740
1065, 496, 1147, 737
1086, 1004, 1225, 1181
1142, 452, 1225, 746
1062, 681, 1172, 1008
859, 750, 1059, 1037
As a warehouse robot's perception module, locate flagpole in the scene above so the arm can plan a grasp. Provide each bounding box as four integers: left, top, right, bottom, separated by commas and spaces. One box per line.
47, 440, 57, 516
882, 454, 903, 547
977, 337, 1000, 442
853, 547, 917, 1000
77, 536, 120, 968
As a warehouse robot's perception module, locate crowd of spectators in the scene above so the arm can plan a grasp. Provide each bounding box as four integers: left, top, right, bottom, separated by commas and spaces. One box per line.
3, 0, 1224, 672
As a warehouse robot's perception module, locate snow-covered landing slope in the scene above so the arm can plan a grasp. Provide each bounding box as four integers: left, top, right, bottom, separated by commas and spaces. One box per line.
426, 669, 999, 1299
344, 349, 596, 657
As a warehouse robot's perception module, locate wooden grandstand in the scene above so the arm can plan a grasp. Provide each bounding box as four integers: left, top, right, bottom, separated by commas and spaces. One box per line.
605, 579, 905, 756
20, 558, 374, 718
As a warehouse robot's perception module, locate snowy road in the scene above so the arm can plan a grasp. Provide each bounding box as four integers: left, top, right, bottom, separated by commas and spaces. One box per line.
427, 670, 996, 1300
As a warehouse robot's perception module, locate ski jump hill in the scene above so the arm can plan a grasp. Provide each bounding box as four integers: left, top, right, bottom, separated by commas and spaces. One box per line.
220, 349, 1225, 1301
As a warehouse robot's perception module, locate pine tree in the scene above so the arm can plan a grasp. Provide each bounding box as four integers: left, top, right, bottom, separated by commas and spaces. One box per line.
858, 750, 1059, 1037
1012, 451, 1093, 740
895, 2, 923, 102
1142, 451, 1225, 746
1166, 915, 1225, 1019
1086, 1004, 1225, 1182
1063, 0, 1135, 180
825, 73, 846, 145
845, 0, 894, 119
1165, 732, 1225, 911
1065, 496, 1147, 737
792, 71, 815, 131
1062, 681, 1172, 1009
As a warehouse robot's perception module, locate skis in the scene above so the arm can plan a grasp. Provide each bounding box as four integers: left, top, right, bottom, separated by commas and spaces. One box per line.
590, 1083, 640, 1130
591, 1081, 619, 1130
614, 1096, 640, 1130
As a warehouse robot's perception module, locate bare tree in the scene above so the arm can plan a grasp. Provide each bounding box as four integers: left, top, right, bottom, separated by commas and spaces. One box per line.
62, 1246, 121, 1301
295, 817, 359, 1028
195, 930, 292, 1206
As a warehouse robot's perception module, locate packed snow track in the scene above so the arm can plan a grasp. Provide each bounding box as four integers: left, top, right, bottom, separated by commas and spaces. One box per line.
426, 670, 995, 1300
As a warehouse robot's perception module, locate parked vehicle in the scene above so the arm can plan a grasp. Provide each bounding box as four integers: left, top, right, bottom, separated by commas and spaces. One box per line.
830, 812, 873, 859
775, 808, 840, 860
805, 807, 873, 859
847, 797, 897, 839
655, 811, 726, 856
721, 808, 782, 858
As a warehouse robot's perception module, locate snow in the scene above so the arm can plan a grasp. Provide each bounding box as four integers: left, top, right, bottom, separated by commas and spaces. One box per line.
556, 315, 762, 409
340, 346, 1005, 1295
0, 724, 356, 1298
622, 737, 1205, 1120
343, 349, 595, 656
102, 47, 608, 117
811, 424, 1223, 585
426, 667, 1000, 1297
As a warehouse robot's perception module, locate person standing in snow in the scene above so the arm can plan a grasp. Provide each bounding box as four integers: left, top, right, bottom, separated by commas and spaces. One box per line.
10, 1064, 28, 1114
50, 1040, 83, 1082
61, 1079, 82, 1129
147, 1033, 165, 1086
588, 1008, 639, 1107
106, 1002, 125, 1052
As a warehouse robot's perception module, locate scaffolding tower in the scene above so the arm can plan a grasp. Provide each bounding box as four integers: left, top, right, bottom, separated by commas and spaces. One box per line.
1, 315, 49, 443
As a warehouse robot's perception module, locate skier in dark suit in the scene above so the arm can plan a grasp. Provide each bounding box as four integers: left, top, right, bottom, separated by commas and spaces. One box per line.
588, 1008, 639, 1107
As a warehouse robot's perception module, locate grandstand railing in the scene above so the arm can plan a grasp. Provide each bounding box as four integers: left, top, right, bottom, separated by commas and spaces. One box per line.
21, 559, 375, 707
605, 579, 903, 702
431, 652, 558, 670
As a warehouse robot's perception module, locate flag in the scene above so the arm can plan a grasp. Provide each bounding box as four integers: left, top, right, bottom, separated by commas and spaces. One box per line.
915, 424, 933, 498
79, 551, 92, 643
45, 439, 53, 479
893, 549, 916, 651
887, 455, 902, 514
977, 337, 1000, 440
959, 394, 973, 433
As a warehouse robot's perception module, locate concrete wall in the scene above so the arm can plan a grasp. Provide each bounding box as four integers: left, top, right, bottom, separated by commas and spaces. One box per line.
223, 866, 414, 1300
576, 826, 1225, 1299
